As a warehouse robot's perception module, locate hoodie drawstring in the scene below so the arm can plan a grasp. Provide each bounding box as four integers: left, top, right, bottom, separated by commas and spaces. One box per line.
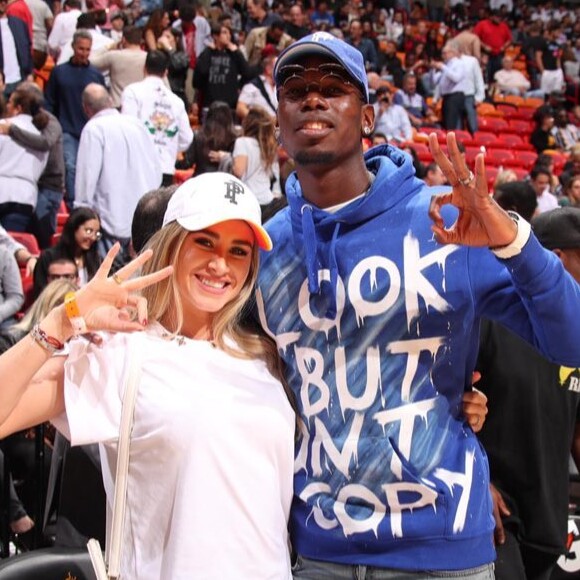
301, 204, 320, 294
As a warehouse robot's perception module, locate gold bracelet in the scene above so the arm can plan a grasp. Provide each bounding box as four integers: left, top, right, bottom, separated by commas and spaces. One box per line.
30, 324, 64, 354
64, 292, 88, 336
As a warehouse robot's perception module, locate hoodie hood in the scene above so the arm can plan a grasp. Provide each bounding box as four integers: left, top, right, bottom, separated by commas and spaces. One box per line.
284, 144, 424, 314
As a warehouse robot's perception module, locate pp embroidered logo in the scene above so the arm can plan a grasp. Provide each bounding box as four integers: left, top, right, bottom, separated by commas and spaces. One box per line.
224, 180, 245, 205
311, 31, 333, 43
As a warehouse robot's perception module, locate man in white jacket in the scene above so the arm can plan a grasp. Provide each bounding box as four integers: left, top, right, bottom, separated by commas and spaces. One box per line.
121, 50, 193, 186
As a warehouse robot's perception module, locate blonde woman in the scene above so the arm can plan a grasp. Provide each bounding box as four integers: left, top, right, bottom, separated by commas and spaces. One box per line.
232, 106, 281, 207
0, 173, 295, 579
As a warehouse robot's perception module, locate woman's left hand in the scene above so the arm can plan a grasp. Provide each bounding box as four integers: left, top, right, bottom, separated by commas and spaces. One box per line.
462, 372, 488, 433
73, 243, 173, 334
428, 132, 518, 248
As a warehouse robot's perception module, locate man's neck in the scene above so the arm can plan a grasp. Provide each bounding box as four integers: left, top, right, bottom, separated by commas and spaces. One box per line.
295, 157, 371, 209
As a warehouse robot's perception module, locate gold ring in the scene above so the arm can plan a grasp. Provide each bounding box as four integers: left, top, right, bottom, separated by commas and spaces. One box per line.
112, 273, 123, 285
458, 171, 475, 187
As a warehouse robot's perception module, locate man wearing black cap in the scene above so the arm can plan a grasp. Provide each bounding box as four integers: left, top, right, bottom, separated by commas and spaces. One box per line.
476, 206, 580, 580
256, 31, 580, 578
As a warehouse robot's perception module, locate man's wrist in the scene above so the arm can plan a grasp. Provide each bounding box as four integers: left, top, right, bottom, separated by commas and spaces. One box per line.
490, 211, 531, 259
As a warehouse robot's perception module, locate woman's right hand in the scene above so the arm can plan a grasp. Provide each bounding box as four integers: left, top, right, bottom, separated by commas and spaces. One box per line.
72, 243, 173, 334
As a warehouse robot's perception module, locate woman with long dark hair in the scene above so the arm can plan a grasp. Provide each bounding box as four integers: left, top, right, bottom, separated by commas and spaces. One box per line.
144, 9, 171, 52
177, 101, 238, 176
33, 207, 102, 297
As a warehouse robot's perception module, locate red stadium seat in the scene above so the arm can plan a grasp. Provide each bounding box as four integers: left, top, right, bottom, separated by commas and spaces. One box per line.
485, 148, 515, 167
504, 150, 538, 170
511, 167, 530, 180
464, 146, 483, 166
510, 107, 535, 120
472, 131, 501, 148
477, 117, 509, 134
495, 133, 535, 151
8, 231, 40, 255
486, 166, 499, 190
451, 129, 474, 146
408, 142, 433, 163
507, 119, 534, 135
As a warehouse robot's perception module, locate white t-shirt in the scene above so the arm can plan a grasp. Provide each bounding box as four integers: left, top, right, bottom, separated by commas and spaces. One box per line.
53, 325, 294, 580
233, 136, 280, 205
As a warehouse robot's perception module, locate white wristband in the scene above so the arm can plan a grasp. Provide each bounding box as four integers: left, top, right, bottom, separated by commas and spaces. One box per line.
490, 211, 532, 260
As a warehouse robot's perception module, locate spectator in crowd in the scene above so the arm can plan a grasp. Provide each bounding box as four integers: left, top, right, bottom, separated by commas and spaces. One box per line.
453, 21, 481, 62
559, 175, 580, 208
0, 84, 48, 232
493, 55, 533, 97
245, 16, 292, 68
379, 39, 404, 87
143, 8, 169, 52
108, 10, 127, 44
310, 0, 334, 30
373, 86, 413, 144
0, 0, 33, 99
347, 18, 378, 73
535, 21, 565, 97
24, 0, 53, 70
76, 84, 161, 262
45, 258, 78, 285
231, 106, 281, 209
57, 12, 114, 65
90, 25, 147, 109
5, 0, 32, 42
285, 3, 309, 40
44, 30, 106, 211
560, 144, 580, 190
157, 27, 190, 107
193, 21, 252, 112
47, 0, 81, 64
177, 100, 237, 177
245, 0, 277, 33
432, 40, 467, 130
477, 204, 580, 580
33, 206, 101, 297
0, 446, 34, 535
422, 161, 448, 186
236, 50, 277, 120
0, 82, 64, 249
260, 31, 580, 579
0, 244, 23, 328
530, 105, 558, 154
0, 224, 37, 275
130, 185, 177, 255
529, 165, 559, 213
122, 50, 193, 186
493, 169, 519, 194
393, 72, 439, 130
552, 107, 580, 152
474, 9, 512, 82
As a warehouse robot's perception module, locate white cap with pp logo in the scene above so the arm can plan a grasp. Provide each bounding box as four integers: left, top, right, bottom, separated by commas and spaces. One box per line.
162, 172, 273, 251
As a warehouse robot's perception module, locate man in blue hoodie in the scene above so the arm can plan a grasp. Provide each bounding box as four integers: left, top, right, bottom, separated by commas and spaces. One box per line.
256, 32, 580, 579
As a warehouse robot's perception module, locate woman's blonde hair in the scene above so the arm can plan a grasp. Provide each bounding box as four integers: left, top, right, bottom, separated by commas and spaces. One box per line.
13, 279, 78, 332
140, 222, 287, 386
242, 106, 278, 171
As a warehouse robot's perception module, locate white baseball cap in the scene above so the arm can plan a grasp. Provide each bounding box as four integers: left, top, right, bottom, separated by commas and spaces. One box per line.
162, 172, 273, 251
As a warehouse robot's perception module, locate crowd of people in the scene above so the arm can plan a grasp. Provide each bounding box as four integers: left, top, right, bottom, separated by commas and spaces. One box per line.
0, 0, 580, 578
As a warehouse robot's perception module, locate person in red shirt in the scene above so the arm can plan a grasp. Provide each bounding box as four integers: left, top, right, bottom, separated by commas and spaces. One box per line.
6, 0, 32, 45
473, 9, 512, 84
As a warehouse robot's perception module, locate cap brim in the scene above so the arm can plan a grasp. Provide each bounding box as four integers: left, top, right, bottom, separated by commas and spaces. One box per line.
176, 216, 273, 252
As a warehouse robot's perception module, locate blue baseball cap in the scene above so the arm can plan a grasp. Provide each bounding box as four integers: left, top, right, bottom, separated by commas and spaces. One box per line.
274, 32, 370, 103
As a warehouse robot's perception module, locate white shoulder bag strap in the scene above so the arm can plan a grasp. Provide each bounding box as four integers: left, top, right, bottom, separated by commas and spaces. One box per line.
87, 340, 142, 580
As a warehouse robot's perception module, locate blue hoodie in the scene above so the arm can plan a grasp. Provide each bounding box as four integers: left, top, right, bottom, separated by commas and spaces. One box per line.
256, 144, 580, 571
